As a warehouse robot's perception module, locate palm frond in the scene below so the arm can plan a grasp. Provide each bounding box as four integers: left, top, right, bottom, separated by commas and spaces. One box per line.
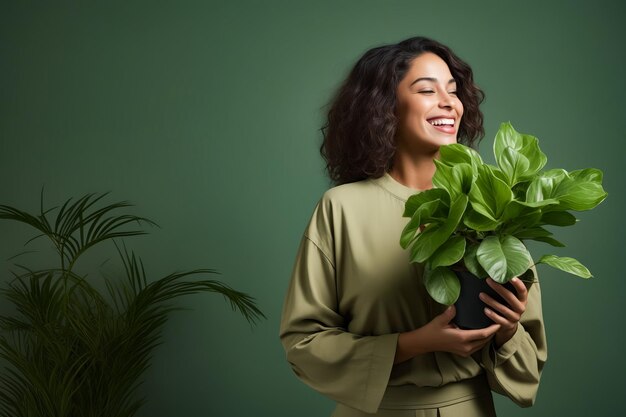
1, 193, 156, 271
0, 191, 264, 417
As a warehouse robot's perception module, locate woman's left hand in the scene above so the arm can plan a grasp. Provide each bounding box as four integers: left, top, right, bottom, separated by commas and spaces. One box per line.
479, 277, 528, 348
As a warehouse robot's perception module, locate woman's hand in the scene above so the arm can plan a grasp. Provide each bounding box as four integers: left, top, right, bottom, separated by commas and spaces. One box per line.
479, 277, 528, 348
394, 306, 500, 364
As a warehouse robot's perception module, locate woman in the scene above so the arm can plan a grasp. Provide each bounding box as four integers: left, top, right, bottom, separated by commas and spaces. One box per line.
279, 36, 547, 417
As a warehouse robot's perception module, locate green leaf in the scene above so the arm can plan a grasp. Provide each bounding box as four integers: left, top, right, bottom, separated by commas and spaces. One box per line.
531, 236, 566, 247
463, 243, 488, 278
410, 195, 468, 262
400, 200, 441, 249
438, 143, 484, 179
570, 168, 603, 183
527, 168, 607, 211
463, 207, 500, 231
540, 211, 577, 226
468, 165, 513, 221
439, 143, 484, 166
514, 226, 552, 239
518, 134, 547, 177
537, 254, 592, 278
403, 188, 449, 217
498, 146, 530, 186
476, 235, 532, 283
433, 160, 473, 200
429, 235, 466, 269
494, 121, 523, 156
526, 169, 567, 203
494, 122, 547, 177
423, 266, 461, 305
501, 200, 557, 228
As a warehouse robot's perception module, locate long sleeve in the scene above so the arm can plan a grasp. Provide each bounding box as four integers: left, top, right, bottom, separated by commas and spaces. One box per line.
279, 234, 399, 413
479, 273, 548, 407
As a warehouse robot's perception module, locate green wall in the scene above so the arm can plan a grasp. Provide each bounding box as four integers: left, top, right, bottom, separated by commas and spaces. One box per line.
1, 1, 624, 416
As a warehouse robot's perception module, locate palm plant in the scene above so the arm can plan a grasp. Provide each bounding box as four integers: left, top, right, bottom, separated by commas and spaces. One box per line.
0, 192, 264, 417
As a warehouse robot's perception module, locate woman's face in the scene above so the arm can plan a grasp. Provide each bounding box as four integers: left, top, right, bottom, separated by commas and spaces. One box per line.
395, 52, 464, 154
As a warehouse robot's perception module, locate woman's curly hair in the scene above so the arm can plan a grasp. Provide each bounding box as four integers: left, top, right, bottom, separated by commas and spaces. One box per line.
320, 36, 485, 185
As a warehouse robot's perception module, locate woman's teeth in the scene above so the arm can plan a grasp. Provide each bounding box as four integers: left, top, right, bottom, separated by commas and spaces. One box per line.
428, 118, 454, 126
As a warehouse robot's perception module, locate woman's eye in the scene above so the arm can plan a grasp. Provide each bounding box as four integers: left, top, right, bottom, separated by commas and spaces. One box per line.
448, 91, 458, 96
418, 90, 435, 94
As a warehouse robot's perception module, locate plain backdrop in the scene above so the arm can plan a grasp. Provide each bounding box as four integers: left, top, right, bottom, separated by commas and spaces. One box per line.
1, 1, 625, 416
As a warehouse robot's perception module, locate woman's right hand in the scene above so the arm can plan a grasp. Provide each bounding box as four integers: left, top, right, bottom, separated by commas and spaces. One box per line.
394, 306, 500, 364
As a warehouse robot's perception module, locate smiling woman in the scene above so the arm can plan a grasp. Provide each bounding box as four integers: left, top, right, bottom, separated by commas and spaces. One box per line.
279, 36, 547, 417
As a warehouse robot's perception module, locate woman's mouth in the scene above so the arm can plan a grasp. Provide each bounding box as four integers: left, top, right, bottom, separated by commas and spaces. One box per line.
427, 117, 456, 134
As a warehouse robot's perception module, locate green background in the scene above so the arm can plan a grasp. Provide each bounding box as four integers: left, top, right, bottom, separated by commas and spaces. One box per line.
1, 1, 624, 416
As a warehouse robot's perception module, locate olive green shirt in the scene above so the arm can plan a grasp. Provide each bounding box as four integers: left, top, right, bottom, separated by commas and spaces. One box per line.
279, 172, 547, 413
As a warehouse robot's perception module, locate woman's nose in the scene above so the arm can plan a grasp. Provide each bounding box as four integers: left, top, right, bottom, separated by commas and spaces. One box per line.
439, 92, 454, 108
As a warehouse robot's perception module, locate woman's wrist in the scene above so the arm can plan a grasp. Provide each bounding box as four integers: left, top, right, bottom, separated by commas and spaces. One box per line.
494, 324, 518, 349
394, 329, 428, 364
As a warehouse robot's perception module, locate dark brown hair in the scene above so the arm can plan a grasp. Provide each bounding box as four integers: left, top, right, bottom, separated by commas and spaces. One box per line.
320, 36, 485, 185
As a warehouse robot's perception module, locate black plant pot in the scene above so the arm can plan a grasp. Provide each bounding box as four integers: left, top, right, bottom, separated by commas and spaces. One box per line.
453, 270, 516, 330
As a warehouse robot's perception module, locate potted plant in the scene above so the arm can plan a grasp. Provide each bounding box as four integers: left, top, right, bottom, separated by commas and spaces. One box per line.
399, 122, 607, 329
0, 192, 264, 417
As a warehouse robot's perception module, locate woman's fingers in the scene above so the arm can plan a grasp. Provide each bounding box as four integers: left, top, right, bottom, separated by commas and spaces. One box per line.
486, 277, 521, 306
462, 323, 501, 341
484, 306, 516, 327
479, 277, 529, 348
445, 324, 500, 357
479, 292, 521, 322
485, 277, 527, 314
510, 277, 529, 302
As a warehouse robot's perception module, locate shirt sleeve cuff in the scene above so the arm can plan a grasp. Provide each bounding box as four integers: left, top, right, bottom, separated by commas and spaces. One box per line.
361, 333, 400, 413
494, 323, 525, 363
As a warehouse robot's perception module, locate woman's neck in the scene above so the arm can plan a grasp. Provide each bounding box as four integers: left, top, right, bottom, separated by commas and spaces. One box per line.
389, 150, 439, 190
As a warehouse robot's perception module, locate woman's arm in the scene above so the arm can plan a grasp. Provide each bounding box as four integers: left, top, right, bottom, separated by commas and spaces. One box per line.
279, 235, 398, 414
477, 273, 548, 407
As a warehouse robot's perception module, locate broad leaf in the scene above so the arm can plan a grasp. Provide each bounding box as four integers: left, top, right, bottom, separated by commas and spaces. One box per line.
439, 144, 483, 178
494, 122, 547, 177
429, 235, 466, 269
463, 243, 488, 278
463, 207, 500, 231
494, 121, 523, 156
531, 236, 566, 247
469, 165, 513, 221
433, 160, 473, 200
423, 265, 461, 305
400, 200, 441, 249
570, 168, 603, 183
476, 235, 532, 283
498, 146, 530, 186
410, 195, 468, 263
554, 180, 607, 211
514, 226, 552, 239
526, 169, 567, 203
518, 134, 548, 177
501, 199, 557, 226
403, 188, 449, 217
527, 168, 607, 211
540, 211, 577, 226
537, 255, 592, 278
